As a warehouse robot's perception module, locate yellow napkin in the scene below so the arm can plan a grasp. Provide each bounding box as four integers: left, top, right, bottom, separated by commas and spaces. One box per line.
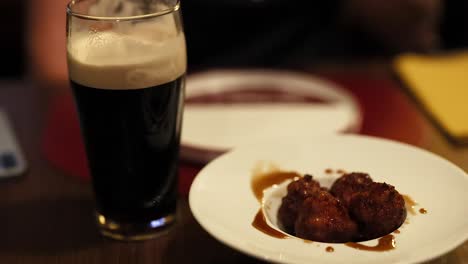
394, 51, 468, 143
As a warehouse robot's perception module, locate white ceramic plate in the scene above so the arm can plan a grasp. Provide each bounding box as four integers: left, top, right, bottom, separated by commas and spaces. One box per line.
189, 134, 468, 264
181, 70, 362, 163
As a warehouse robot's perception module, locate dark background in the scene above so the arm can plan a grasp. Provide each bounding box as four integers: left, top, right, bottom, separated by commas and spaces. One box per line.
1, 0, 467, 79
1, 1, 25, 78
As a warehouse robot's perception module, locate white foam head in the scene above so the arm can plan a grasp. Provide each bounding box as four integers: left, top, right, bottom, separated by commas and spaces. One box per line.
67, 17, 186, 89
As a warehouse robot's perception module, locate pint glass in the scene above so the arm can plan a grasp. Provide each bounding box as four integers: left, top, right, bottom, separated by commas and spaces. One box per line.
66, 0, 186, 240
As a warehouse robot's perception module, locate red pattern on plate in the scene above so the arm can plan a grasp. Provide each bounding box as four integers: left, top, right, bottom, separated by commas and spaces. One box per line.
186, 87, 330, 104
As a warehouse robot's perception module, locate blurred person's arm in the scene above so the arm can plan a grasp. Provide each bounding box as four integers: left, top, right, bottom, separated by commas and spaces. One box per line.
339, 0, 442, 54
27, 0, 69, 96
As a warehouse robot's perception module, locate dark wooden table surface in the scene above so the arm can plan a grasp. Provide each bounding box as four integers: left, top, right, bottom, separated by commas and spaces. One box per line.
1, 72, 467, 263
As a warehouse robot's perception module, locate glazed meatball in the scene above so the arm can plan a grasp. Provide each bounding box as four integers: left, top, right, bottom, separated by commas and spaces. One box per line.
278, 175, 321, 233
330, 172, 373, 207
348, 182, 406, 241
295, 191, 357, 243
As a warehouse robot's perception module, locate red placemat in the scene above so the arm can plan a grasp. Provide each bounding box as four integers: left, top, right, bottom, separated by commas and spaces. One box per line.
323, 74, 428, 146
42, 74, 428, 196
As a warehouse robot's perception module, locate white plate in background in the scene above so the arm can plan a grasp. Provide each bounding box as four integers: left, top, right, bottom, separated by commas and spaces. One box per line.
181, 70, 362, 163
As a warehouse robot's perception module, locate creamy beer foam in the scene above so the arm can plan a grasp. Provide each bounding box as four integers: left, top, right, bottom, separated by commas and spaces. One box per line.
68, 24, 186, 89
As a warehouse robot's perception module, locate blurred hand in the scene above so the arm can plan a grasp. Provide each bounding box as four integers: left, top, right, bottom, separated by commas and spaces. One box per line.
342, 0, 442, 53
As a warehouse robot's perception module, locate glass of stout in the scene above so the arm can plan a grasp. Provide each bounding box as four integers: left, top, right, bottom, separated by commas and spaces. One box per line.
66, 0, 186, 240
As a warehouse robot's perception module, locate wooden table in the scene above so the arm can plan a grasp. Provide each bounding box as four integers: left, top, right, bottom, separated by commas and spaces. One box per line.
0, 72, 467, 263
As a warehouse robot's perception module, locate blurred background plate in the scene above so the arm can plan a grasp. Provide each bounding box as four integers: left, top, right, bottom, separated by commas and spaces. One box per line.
181, 70, 362, 163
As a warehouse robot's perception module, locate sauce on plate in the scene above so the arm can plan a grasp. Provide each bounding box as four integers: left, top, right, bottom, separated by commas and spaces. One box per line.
345, 234, 396, 251
252, 209, 288, 239
251, 171, 300, 202
403, 195, 418, 215
251, 170, 299, 238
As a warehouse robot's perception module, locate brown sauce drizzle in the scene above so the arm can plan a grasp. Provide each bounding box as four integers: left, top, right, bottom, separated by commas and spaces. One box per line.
251, 171, 300, 201
337, 169, 346, 174
419, 208, 427, 214
251, 170, 299, 238
403, 195, 417, 215
345, 234, 396, 251
326, 246, 334, 252
252, 209, 288, 239
325, 168, 333, 174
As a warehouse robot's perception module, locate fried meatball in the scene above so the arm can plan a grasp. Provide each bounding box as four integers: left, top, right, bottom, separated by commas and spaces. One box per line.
330, 172, 373, 207
278, 175, 321, 233
294, 191, 357, 243
348, 182, 406, 241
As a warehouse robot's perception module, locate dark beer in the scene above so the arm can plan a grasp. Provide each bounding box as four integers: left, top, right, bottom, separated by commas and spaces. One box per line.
71, 77, 184, 223
67, 0, 186, 239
